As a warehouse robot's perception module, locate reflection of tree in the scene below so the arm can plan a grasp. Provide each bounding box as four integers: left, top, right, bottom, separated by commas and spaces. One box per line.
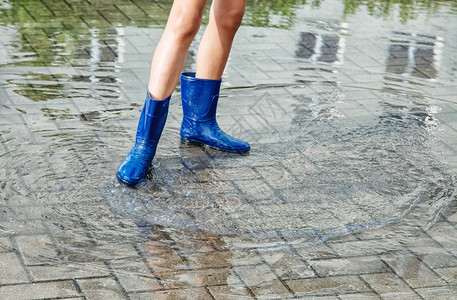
244, 0, 309, 28
1, 0, 455, 67
0, 0, 175, 66
343, 0, 457, 23
0, 0, 309, 66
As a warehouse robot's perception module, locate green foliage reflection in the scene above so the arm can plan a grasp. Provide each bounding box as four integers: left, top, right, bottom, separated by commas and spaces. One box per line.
343, 0, 457, 23
0, 0, 456, 67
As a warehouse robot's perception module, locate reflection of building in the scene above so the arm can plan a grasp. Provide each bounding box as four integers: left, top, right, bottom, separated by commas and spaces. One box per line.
386, 31, 443, 80
382, 32, 443, 131
86, 28, 126, 65
296, 23, 347, 64
69, 28, 128, 102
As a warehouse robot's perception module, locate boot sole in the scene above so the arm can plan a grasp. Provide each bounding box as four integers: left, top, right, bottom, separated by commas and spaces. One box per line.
117, 173, 142, 187
180, 138, 250, 154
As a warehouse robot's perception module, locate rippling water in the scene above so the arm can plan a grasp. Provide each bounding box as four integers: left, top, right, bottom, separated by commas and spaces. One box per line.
1, 0, 457, 293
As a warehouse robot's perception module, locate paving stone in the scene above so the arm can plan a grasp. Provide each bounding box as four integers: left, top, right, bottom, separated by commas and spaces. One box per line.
15, 234, 60, 265
380, 292, 422, 300
71, 242, 139, 261
0, 252, 29, 285
0, 237, 12, 252
110, 257, 161, 292
0, 220, 46, 236
249, 279, 292, 299
426, 222, 457, 257
234, 179, 276, 201
216, 201, 257, 219
208, 285, 254, 299
310, 256, 388, 276
402, 236, 457, 269
434, 267, 457, 285
34, 189, 106, 204
1, 205, 43, 221
360, 273, 416, 297
130, 288, 214, 300
77, 277, 126, 299
259, 247, 315, 280
234, 215, 306, 233
416, 285, 457, 299
159, 268, 240, 289
186, 250, 233, 269
226, 249, 264, 266
294, 243, 338, 261
0, 280, 79, 300
381, 253, 446, 288
194, 167, 259, 182
234, 264, 281, 287
294, 296, 339, 300
28, 261, 110, 281
337, 293, 381, 299
326, 239, 403, 257
257, 203, 324, 218
285, 275, 371, 296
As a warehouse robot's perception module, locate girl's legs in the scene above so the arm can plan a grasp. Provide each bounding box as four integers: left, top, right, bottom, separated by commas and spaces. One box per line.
119, 0, 249, 185
196, 0, 246, 79
147, 0, 246, 98
147, 0, 208, 100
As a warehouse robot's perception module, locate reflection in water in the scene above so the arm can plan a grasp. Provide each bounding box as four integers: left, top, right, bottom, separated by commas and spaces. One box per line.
87, 28, 126, 65
386, 31, 443, 80
383, 30, 445, 104
296, 25, 347, 64
0, 0, 453, 243
3, 27, 125, 117
343, 0, 457, 22
382, 31, 444, 131
1, 0, 457, 297
0, 0, 308, 68
105, 81, 453, 245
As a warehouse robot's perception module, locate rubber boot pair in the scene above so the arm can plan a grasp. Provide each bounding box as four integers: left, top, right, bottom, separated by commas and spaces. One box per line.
117, 73, 250, 186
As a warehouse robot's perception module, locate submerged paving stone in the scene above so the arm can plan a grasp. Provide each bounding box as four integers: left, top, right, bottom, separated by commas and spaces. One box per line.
77, 277, 126, 300
0, 252, 29, 285
285, 275, 371, 296
381, 253, 446, 288
208, 285, 254, 299
15, 234, 60, 265
1, 0, 457, 298
310, 256, 389, 277
360, 273, 417, 297
130, 287, 213, 300
416, 286, 457, 300
0, 281, 80, 300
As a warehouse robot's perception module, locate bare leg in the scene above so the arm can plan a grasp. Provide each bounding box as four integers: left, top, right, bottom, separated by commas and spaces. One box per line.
147, 0, 208, 100
196, 0, 246, 79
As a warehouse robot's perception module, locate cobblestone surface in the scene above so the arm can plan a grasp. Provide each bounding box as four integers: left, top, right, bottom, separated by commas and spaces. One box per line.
1, 0, 457, 299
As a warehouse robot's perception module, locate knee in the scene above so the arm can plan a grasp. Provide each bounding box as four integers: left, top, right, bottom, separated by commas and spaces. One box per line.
215, 5, 245, 32
170, 9, 203, 41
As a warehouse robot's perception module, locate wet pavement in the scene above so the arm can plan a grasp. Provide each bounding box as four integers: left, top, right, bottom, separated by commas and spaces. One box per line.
1, 0, 457, 299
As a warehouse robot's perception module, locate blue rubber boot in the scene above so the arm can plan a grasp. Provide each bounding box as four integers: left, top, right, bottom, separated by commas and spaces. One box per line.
180, 72, 250, 153
117, 92, 171, 186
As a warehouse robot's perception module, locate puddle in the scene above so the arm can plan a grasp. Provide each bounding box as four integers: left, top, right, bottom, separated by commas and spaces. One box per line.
105, 87, 455, 241
1, 0, 457, 297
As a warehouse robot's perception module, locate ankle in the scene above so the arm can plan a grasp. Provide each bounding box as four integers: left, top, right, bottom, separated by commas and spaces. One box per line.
147, 90, 171, 101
